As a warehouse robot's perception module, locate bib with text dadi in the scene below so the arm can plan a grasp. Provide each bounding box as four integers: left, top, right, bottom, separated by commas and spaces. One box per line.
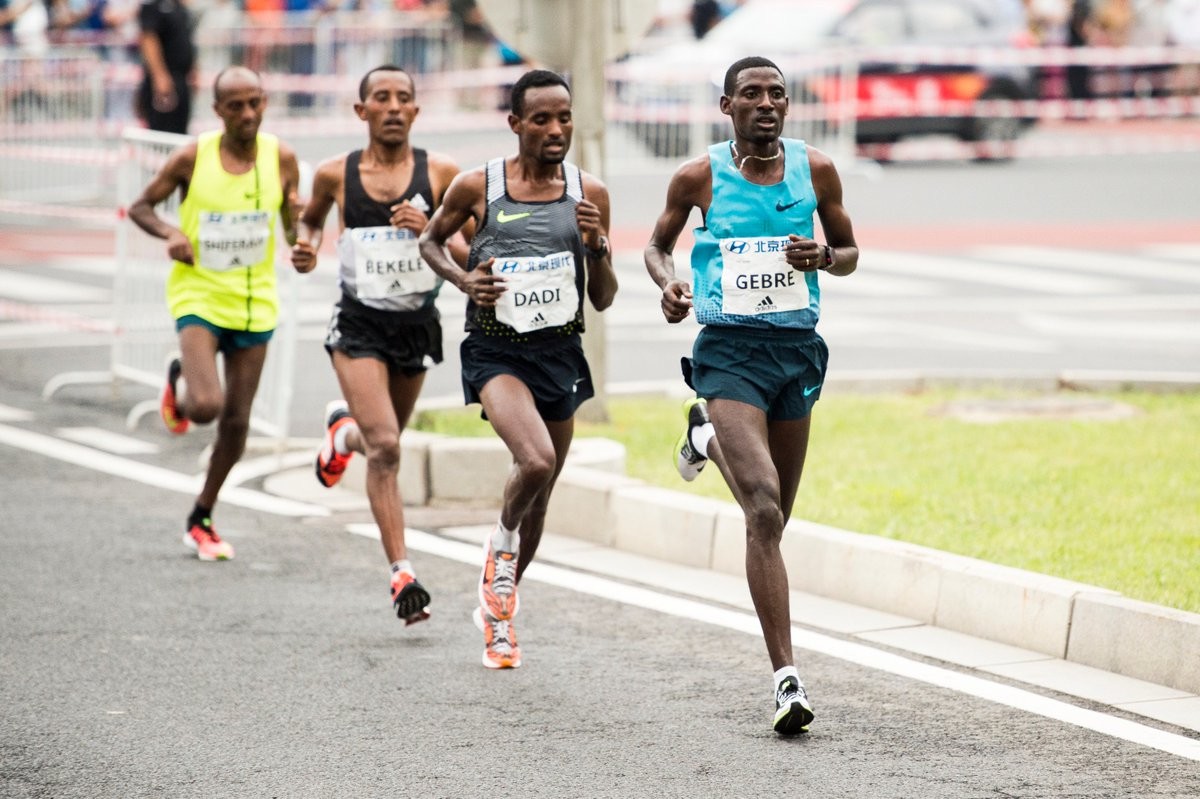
348, 226, 438, 300
493, 251, 579, 333
197, 211, 271, 272
719, 236, 809, 316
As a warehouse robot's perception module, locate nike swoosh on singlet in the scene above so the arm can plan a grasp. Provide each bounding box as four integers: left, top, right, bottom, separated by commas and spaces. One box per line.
496, 210, 532, 223
775, 199, 802, 212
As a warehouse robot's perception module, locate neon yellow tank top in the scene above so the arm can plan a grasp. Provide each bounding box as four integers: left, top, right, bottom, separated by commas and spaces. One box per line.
167, 130, 283, 332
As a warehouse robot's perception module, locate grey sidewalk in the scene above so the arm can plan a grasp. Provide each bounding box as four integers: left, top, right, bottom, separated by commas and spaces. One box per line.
265, 426, 1200, 735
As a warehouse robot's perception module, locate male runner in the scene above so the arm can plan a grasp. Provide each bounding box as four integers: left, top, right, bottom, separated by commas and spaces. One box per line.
291, 65, 468, 625
418, 69, 618, 669
129, 66, 301, 562
644, 56, 859, 735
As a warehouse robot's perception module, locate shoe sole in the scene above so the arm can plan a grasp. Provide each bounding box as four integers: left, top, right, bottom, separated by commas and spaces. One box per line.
674, 398, 707, 482
393, 580, 432, 622
773, 702, 814, 736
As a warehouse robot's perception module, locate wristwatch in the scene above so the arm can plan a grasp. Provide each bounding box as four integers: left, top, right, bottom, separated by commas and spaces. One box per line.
584, 235, 610, 260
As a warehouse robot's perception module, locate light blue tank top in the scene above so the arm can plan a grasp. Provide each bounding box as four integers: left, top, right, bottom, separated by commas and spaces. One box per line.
691, 138, 820, 329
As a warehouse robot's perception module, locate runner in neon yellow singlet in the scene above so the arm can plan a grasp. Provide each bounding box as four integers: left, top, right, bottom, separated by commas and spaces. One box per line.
128, 66, 302, 562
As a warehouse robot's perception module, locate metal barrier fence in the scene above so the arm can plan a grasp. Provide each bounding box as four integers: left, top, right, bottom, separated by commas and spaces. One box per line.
0, 50, 113, 225
3, 42, 1200, 228
42, 128, 300, 444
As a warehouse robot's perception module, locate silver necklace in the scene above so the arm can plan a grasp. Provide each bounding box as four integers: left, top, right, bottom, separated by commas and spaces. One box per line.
731, 141, 782, 171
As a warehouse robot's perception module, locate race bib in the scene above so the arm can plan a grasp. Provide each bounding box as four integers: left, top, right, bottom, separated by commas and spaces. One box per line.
493, 251, 579, 333
349, 226, 438, 300
197, 211, 271, 271
719, 236, 809, 316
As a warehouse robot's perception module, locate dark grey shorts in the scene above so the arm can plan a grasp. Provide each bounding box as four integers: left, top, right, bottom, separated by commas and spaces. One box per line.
684, 325, 828, 420
460, 332, 593, 422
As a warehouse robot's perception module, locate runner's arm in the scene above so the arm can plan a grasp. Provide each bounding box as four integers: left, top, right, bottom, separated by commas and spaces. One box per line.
645, 156, 709, 323
418, 170, 505, 306
579, 174, 617, 311
292, 157, 341, 274
127, 144, 197, 264
277, 143, 301, 248
808, 146, 858, 277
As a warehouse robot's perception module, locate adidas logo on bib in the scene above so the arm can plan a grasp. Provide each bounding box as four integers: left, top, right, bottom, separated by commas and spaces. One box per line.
756, 295, 776, 312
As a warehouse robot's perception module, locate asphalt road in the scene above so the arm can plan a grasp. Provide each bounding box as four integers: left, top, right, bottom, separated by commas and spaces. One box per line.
3, 374, 1200, 797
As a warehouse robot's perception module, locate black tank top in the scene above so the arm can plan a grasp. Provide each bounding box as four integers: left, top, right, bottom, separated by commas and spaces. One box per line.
337, 148, 439, 313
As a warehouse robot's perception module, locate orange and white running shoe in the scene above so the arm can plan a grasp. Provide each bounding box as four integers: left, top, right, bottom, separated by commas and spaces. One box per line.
478, 537, 519, 621
315, 400, 356, 488
183, 519, 234, 561
160, 357, 189, 435
390, 570, 431, 626
475, 607, 521, 669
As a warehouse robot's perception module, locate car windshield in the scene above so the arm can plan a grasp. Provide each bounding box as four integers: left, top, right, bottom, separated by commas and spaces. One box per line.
705, 2, 846, 52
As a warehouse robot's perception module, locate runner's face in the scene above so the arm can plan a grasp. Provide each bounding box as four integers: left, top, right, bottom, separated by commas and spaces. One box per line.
512, 85, 572, 165
357, 71, 419, 146
722, 67, 788, 145
215, 83, 266, 144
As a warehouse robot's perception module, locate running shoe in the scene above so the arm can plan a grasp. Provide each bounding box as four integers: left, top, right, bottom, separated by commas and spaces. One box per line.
772, 677, 814, 736
315, 399, 355, 488
390, 570, 432, 626
160, 357, 189, 435
477, 607, 522, 669
674, 397, 710, 482
478, 537, 519, 621
183, 519, 234, 561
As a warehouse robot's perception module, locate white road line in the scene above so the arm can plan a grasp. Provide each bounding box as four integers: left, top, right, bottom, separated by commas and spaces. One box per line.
356, 525, 1200, 763
0, 423, 328, 517
868, 251, 1132, 295
56, 426, 158, 455
1022, 314, 1200, 341
0, 269, 110, 303
972, 247, 1200, 285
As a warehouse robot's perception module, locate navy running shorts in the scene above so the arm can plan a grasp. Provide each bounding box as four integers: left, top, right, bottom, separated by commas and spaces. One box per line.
683, 325, 828, 421
460, 332, 593, 422
324, 294, 443, 376
176, 314, 273, 355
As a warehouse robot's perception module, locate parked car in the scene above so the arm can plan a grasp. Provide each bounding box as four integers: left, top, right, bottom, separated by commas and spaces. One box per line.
612, 0, 1039, 157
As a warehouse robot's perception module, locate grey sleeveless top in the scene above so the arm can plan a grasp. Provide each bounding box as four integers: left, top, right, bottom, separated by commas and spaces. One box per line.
464, 157, 587, 343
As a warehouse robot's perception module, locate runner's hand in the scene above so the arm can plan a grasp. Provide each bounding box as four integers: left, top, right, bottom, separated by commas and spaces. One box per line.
661, 278, 692, 324
167, 229, 194, 265
462, 258, 507, 307
389, 200, 428, 235
291, 239, 317, 273
785, 233, 822, 272
576, 199, 604, 250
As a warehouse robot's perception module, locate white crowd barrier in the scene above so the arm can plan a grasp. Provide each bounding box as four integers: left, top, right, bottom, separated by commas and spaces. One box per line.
0, 49, 114, 225
42, 128, 300, 446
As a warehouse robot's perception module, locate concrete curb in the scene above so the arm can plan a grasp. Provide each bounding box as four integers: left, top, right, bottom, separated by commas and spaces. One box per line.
338, 428, 1200, 696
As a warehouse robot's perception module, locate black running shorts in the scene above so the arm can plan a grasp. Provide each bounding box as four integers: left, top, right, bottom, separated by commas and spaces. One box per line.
324, 294, 442, 376
460, 332, 593, 422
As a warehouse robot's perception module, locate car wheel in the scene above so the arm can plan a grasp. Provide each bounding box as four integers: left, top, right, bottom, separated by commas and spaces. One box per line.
962, 88, 1024, 161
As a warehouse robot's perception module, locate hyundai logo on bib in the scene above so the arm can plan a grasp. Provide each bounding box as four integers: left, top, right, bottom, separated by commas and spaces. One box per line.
726, 240, 748, 254
356, 228, 412, 242
499, 261, 520, 273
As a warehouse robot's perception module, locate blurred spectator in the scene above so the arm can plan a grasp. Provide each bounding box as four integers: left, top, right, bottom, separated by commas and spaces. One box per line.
689, 0, 722, 38
1093, 0, 1134, 44
1066, 0, 1094, 100
137, 0, 195, 134
1166, 0, 1200, 92
2, 0, 50, 54
1024, 0, 1069, 44
448, 0, 492, 108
